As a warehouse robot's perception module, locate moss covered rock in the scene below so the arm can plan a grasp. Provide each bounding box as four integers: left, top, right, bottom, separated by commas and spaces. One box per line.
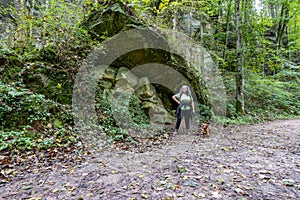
0, 53, 23, 83
82, 0, 143, 41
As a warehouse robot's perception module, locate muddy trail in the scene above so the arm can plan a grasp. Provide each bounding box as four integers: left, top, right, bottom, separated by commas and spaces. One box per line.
1, 119, 299, 199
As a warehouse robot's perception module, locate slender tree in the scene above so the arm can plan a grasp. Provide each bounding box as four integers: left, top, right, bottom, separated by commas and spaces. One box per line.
223, 0, 233, 59
235, 0, 245, 114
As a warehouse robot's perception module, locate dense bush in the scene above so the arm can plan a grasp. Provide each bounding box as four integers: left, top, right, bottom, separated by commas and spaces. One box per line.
223, 69, 300, 124
95, 87, 152, 142
245, 72, 300, 117
0, 0, 94, 64
0, 81, 76, 154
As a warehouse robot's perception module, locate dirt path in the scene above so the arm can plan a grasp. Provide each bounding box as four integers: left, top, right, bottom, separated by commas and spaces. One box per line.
1, 119, 299, 199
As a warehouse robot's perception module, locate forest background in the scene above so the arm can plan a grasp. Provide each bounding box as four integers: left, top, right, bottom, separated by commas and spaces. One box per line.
0, 0, 299, 155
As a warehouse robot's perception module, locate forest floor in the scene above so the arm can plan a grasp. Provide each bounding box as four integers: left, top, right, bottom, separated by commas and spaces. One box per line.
1, 119, 299, 200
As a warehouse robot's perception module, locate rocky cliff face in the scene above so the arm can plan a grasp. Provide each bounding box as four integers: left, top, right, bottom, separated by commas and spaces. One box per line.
98, 65, 172, 125
80, 1, 212, 128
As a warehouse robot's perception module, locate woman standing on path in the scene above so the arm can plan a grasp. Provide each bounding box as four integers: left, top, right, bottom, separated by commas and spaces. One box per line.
172, 85, 195, 134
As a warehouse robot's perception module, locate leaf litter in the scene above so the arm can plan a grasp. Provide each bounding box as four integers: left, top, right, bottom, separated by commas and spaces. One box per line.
0, 119, 299, 199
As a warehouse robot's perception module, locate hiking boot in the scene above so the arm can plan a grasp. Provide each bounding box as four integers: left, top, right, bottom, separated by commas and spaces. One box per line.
186, 129, 190, 134
174, 129, 178, 134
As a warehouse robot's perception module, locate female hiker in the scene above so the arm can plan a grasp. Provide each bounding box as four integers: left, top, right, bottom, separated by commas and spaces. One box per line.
172, 85, 195, 134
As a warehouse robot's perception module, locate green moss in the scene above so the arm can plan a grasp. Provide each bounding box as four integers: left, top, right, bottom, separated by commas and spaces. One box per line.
82, 1, 143, 41
1, 55, 23, 83
38, 46, 58, 63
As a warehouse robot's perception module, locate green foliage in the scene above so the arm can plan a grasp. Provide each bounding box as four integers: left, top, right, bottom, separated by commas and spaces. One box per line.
0, 127, 77, 154
0, 0, 299, 152
0, 47, 75, 104
194, 103, 212, 123
95, 87, 151, 142
223, 69, 300, 124
0, 131, 34, 152
0, 81, 50, 129
0, 81, 75, 154
95, 90, 125, 140
129, 95, 149, 126
0, 0, 94, 63
245, 73, 299, 116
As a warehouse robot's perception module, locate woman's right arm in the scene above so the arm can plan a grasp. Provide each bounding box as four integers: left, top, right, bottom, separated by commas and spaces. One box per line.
172, 95, 180, 104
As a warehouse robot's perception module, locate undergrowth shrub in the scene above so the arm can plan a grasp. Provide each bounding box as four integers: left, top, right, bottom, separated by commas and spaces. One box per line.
0, 81, 76, 154
95, 86, 156, 142
223, 69, 300, 124
245, 72, 300, 117
0, 0, 95, 64
0, 81, 50, 129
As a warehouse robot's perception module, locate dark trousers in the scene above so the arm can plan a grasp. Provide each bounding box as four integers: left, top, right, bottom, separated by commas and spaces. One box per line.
175, 110, 190, 130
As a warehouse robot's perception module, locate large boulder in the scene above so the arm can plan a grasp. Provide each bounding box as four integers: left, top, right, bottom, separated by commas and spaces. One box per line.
142, 102, 167, 115
81, 0, 144, 40
115, 67, 138, 89
102, 66, 117, 81
135, 77, 157, 103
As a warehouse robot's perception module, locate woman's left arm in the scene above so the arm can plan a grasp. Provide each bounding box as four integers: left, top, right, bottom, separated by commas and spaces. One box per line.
191, 100, 195, 113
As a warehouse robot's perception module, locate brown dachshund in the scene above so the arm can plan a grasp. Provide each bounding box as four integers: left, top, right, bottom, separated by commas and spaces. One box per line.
201, 123, 210, 136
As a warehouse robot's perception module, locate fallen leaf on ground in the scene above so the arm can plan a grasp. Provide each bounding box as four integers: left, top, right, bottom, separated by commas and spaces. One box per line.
282, 179, 296, 186
68, 186, 76, 192
211, 191, 222, 198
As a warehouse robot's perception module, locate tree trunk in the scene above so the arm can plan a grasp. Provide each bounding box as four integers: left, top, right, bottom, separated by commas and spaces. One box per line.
269, 2, 275, 18
172, 11, 177, 31
223, 0, 233, 59
235, 0, 245, 115
276, 2, 291, 50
